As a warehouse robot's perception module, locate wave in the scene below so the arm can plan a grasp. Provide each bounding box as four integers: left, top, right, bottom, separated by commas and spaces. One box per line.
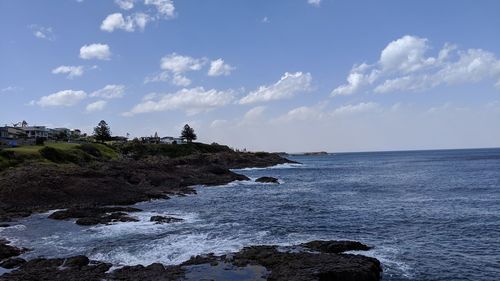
233, 163, 304, 171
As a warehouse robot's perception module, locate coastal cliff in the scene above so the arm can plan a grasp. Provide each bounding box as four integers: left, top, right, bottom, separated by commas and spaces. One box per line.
0, 142, 382, 281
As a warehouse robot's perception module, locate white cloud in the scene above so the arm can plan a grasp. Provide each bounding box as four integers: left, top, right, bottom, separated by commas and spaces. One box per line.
210, 119, 228, 128
261, 16, 270, 24
29, 25, 55, 41
239, 72, 312, 104
115, 0, 134, 10
332, 102, 380, 116
379, 35, 433, 73
172, 74, 191, 86
1, 86, 22, 93
145, 0, 175, 19
101, 12, 149, 32
86, 100, 107, 112
307, 0, 321, 7
90, 85, 125, 99
36, 90, 87, 107
333, 35, 500, 95
160, 53, 206, 73
80, 43, 111, 60
101, 0, 174, 33
144, 71, 169, 83
125, 87, 234, 116
52, 65, 84, 79
243, 106, 266, 121
208, 59, 234, 76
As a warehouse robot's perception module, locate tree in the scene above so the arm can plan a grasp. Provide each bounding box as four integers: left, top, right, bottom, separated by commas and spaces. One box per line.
181, 124, 197, 143
93, 120, 111, 142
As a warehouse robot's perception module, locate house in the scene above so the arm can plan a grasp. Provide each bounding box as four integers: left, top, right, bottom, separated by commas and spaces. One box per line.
21, 126, 49, 139
0, 126, 28, 146
160, 136, 186, 144
0, 126, 25, 139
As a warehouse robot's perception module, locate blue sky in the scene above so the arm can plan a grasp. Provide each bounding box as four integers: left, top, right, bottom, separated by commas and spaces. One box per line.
1, 0, 500, 152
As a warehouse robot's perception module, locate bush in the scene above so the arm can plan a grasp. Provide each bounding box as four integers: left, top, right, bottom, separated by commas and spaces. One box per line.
77, 144, 102, 158
39, 146, 70, 163
35, 137, 45, 145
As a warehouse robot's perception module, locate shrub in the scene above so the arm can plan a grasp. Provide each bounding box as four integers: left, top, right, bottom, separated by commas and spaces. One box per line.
39, 146, 69, 163
77, 144, 102, 158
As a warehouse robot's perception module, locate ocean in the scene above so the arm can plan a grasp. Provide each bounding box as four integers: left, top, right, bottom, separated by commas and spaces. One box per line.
1, 148, 499, 280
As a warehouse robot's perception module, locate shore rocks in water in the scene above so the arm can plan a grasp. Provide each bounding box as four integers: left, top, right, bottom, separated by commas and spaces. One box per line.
0, 258, 26, 269
301, 240, 372, 253
255, 176, 279, 184
0, 240, 380, 281
48, 207, 141, 226
0, 257, 113, 281
0, 240, 26, 262
150, 215, 183, 224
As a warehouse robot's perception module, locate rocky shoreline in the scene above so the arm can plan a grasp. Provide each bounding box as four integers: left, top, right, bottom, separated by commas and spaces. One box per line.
0, 149, 382, 280
0, 240, 381, 281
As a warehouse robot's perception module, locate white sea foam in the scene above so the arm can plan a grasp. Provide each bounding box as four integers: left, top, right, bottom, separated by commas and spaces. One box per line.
89, 230, 271, 266
233, 163, 303, 171
347, 246, 413, 278
86, 211, 199, 238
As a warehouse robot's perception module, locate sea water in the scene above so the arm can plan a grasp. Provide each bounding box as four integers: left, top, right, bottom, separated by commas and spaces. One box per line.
1, 148, 499, 280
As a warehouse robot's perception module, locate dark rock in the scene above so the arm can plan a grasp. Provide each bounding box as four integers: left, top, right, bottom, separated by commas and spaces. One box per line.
255, 176, 280, 184
229, 243, 381, 281
0, 240, 380, 281
49, 207, 141, 226
150, 216, 183, 224
111, 263, 185, 281
0, 257, 112, 281
0, 151, 288, 221
0, 224, 10, 227
0, 241, 25, 261
0, 258, 26, 269
301, 240, 372, 253
64, 255, 89, 268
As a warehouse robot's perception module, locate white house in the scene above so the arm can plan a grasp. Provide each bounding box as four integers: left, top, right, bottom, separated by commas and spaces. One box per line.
160, 136, 186, 144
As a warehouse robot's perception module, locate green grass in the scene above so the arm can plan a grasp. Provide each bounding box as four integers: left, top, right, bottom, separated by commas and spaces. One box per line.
0, 142, 118, 171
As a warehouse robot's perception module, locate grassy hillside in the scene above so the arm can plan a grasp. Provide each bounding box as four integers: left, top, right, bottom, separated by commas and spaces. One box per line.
0, 142, 234, 171
0, 143, 118, 171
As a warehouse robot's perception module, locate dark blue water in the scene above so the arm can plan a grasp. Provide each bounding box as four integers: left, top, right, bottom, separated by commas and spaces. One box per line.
2, 148, 500, 280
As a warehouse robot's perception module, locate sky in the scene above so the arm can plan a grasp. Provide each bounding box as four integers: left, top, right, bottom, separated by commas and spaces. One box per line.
1, 0, 500, 152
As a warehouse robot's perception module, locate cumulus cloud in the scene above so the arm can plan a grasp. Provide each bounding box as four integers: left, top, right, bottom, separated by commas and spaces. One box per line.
52, 65, 84, 79
102, 0, 175, 33
239, 72, 312, 104
144, 53, 207, 86
90, 85, 125, 99
332, 35, 500, 96
115, 0, 134, 10
36, 90, 87, 107
86, 100, 107, 112
161, 53, 206, 73
101, 12, 149, 32
124, 87, 234, 116
145, 0, 175, 19
307, 0, 321, 7
80, 43, 111, 60
208, 59, 234, 76
29, 25, 55, 41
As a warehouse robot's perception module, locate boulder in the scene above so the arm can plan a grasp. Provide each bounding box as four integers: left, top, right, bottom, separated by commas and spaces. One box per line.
150, 216, 184, 224
255, 176, 279, 184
